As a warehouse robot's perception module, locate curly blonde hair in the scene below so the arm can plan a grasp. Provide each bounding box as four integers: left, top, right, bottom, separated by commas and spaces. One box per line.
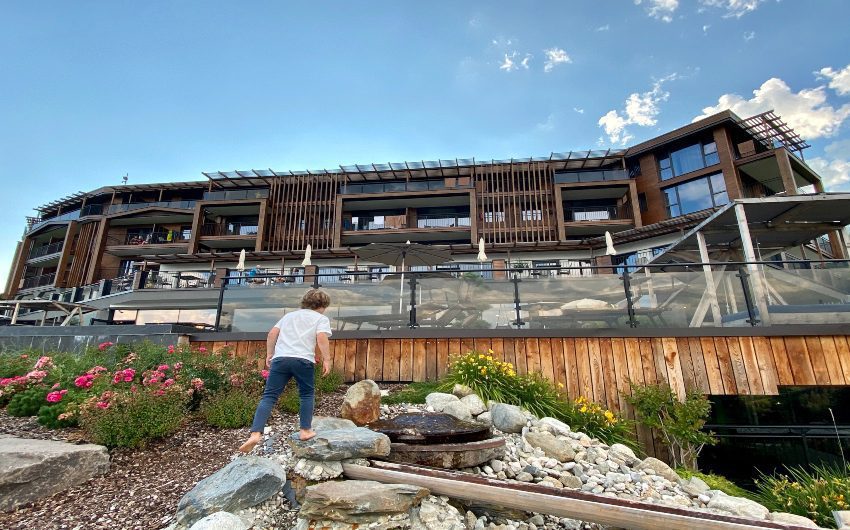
301, 289, 331, 310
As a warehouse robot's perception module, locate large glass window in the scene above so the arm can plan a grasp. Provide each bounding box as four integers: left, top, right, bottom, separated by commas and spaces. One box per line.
658, 141, 720, 180
664, 173, 729, 217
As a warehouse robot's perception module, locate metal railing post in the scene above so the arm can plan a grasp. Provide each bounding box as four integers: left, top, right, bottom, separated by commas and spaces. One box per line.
408, 273, 418, 328
214, 277, 227, 331
621, 267, 638, 328
736, 266, 760, 326
312, 273, 322, 289
511, 271, 525, 328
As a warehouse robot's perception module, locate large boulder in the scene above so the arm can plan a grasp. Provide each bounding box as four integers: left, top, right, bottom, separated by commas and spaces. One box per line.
490, 403, 526, 433
769, 512, 819, 528
442, 400, 473, 421
460, 394, 487, 416
425, 392, 459, 412
635, 457, 680, 483
524, 431, 575, 462
288, 428, 391, 461
609, 443, 637, 462
452, 384, 475, 398
298, 480, 429, 523
538, 417, 571, 436
0, 436, 110, 512
339, 380, 381, 426
706, 491, 770, 520
175, 456, 286, 527
313, 416, 357, 432
188, 511, 251, 530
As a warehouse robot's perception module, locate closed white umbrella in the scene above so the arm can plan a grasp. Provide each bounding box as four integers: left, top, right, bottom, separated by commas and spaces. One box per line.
477, 237, 488, 262
301, 245, 312, 267
236, 249, 246, 272
605, 231, 617, 256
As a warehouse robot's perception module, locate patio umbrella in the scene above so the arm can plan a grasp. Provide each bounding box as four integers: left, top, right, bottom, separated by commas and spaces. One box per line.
353, 241, 453, 313
605, 231, 617, 256
301, 244, 312, 267
477, 237, 488, 262
236, 249, 246, 272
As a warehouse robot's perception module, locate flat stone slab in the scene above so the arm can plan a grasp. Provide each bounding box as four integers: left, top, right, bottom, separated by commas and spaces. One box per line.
368, 412, 491, 444
288, 428, 391, 461
299, 480, 429, 523
0, 436, 110, 512
380, 437, 506, 469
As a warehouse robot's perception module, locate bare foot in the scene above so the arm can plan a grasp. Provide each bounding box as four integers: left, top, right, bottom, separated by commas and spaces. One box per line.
299, 429, 317, 441
238, 433, 262, 453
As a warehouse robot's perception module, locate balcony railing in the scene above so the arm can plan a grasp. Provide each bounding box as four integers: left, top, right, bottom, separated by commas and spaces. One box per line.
28, 241, 64, 259
340, 180, 471, 195
121, 231, 190, 246
416, 215, 472, 229
203, 189, 269, 201
200, 223, 259, 237
21, 272, 56, 290
106, 200, 195, 214
555, 168, 629, 184
564, 205, 632, 222
25, 209, 81, 233
80, 204, 104, 216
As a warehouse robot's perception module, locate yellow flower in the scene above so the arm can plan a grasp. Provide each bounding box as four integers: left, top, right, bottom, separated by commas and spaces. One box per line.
488, 348, 494, 354
557, 382, 564, 388
579, 405, 587, 413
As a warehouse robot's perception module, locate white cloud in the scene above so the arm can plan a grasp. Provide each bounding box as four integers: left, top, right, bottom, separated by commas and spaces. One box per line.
596, 24, 610, 31
743, 31, 755, 41
702, 24, 711, 34
520, 55, 531, 69
634, 0, 679, 22
573, 107, 585, 114
468, 16, 481, 29
598, 74, 678, 145
536, 113, 556, 132
694, 77, 850, 139
817, 64, 850, 96
699, 0, 767, 18
499, 51, 531, 72
543, 48, 571, 73
812, 138, 850, 192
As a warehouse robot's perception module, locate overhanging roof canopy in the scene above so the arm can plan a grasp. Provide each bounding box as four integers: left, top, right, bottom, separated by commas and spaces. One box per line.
647, 193, 850, 266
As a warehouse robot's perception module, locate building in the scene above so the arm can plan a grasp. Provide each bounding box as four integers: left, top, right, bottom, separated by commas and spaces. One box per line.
3, 110, 846, 328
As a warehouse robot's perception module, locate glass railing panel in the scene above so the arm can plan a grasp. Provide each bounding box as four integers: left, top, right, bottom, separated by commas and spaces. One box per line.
758, 266, 850, 324
415, 275, 516, 329
630, 270, 720, 327
517, 274, 629, 329
28, 241, 64, 259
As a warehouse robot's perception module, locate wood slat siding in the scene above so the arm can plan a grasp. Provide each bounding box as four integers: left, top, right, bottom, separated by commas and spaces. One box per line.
191, 334, 850, 412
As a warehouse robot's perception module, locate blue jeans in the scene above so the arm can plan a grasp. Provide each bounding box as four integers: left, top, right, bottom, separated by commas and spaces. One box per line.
250, 356, 315, 432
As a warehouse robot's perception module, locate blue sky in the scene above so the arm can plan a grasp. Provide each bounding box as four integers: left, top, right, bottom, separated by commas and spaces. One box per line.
2, 1, 849, 288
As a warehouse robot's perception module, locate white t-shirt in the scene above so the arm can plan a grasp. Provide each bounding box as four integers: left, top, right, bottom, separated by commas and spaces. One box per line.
272, 309, 333, 363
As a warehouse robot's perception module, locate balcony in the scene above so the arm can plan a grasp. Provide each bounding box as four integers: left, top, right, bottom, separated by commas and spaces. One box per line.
28, 241, 64, 261
105, 230, 190, 256
555, 168, 629, 184
200, 223, 259, 237
203, 189, 269, 201
340, 179, 472, 195
416, 215, 472, 229
563, 204, 634, 236
341, 212, 472, 244
106, 200, 196, 215
123, 231, 189, 245
20, 272, 56, 290
25, 209, 81, 234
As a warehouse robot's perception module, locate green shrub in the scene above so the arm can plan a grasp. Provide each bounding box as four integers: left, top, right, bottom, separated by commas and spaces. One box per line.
37, 403, 78, 428
201, 389, 258, 428
383, 381, 446, 405
445, 351, 635, 447
624, 383, 716, 469
676, 468, 753, 499
754, 464, 850, 528
315, 369, 344, 394
7, 386, 46, 417
80, 389, 188, 448
279, 385, 301, 414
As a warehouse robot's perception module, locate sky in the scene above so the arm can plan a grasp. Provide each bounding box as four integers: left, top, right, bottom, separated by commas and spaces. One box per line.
1, 0, 849, 289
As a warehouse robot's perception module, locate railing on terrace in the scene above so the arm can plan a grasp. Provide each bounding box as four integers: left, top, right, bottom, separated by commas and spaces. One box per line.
554, 168, 629, 184
203, 189, 269, 201
21, 272, 57, 290
564, 205, 629, 222
340, 180, 471, 195
25, 209, 81, 234
213, 259, 850, 332
416, 215, 472, 229
106, 200, 195, 214
200, 223, 259, 237
28, 241, 64, 259
120, 231, 190, 245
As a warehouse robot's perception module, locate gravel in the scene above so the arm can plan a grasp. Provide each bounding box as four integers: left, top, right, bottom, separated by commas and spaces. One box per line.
0, 386, 358, 530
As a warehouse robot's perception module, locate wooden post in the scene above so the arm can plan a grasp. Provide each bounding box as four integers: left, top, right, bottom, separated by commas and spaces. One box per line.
10, 302, 20, 325
696, 231, 722, 326
734, 203, 770, 325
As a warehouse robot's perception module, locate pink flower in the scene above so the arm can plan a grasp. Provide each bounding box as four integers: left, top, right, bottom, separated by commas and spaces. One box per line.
162, 378, 175, 388
34, 356, 53, 369
20, 354, 28, 359
46, 391, 64, 403
122, 368, 135, 382
59, 389, 67, 395
190, 378, 204, 390
51, 382, 61, 389
26, 370, 48, 381
157, 364, 169, 371
74, 376, 89, 388
98, 341, 114, 351
174, 362, 183, 371
154, 389, 165, 396
261, 370, 270, 379
198, 346, 207, 353
167, 345, 175, 354
87, 365, 107, 375
229, 374, 243, 387
0, 378, 13, 387
112, 372, 123, 384
95, 401, 109, 409
130, 385, 138, 393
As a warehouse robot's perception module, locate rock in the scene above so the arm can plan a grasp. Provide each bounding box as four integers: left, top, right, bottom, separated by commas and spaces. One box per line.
292, 458, 344, 480
524, 431, 575, 462
188, 511, 250, 530
175, 456, 285, 527
609, 443, 637, 461
299, 480, 429, 523
529, 514, 545, 526
288, 428, 391, 461
706, 491, 769, 520
410, 495, 466, 529
516, 472, 534, 482
475, 411, 493, 426
460, 394, 487, 416
425, 392, 460, 412
538, 417, 571, 436
313, 416, 357, 432
559, 474, 583, 489
490, 403, 526, 433
680, 476, 710, 497
635, 457, 679, 483
340, 380, 382, 426
0, 437, 110, 512
453, 384, 475, 398
836, 511, 850, 528
769, 512, 819, 528
442, 400, 473, 421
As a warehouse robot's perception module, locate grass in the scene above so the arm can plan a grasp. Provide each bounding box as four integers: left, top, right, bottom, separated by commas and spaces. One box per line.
381, 381, 446, 405
677, 468, 754, 499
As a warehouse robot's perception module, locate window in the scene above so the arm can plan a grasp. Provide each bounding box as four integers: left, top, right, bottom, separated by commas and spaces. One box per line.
664, 173, 729, 217
484, 211, 505, 223
521, 209, 542, 221
658, 141, 720, 180
638, 193, 648, 212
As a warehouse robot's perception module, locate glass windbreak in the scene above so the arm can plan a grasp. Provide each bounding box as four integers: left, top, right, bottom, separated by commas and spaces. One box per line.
517, 275, 627, 329
759, 266, 850, 324
631, 270, 728, 327
415, 275, 516, 329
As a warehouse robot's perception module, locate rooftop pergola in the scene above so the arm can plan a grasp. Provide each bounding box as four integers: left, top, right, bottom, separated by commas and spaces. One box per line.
739, 111, 811, 156
0, 300, 96, 326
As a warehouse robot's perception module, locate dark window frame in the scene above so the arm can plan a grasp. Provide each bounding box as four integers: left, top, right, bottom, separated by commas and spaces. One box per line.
663, 172, 729, 217
657, 140, 721, 180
